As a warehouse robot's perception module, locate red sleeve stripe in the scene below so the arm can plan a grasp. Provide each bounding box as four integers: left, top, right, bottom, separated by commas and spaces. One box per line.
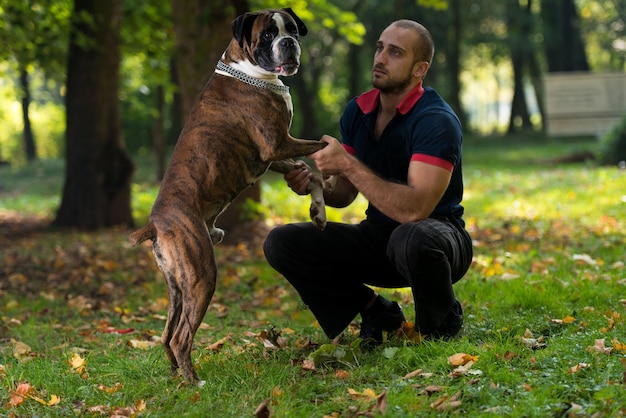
411, 153, 454, 172
343, 144, 356, 155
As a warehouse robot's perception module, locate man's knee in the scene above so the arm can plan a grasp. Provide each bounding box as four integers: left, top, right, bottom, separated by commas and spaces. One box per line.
387, 221, 439, 262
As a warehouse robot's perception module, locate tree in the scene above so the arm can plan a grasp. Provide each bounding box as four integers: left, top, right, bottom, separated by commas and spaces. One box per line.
506, 0, 534, 133
541, 0, 590, 72
53, 0, 134, 229
0, 0, 70, 162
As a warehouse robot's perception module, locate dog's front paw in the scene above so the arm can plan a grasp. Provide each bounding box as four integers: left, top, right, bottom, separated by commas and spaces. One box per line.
209, 227, 225, 244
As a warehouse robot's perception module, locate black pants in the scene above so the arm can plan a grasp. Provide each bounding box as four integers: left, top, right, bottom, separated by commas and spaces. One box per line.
263, 218, 473, 338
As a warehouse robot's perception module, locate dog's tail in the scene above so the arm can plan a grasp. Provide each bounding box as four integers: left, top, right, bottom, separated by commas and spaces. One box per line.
129, 222, 157, 247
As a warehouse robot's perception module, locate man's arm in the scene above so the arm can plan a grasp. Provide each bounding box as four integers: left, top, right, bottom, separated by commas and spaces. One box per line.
310, 135, 451, 223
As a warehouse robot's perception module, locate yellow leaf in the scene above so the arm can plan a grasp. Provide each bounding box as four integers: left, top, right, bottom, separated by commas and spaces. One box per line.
31, 394, 61, 406
448, 352, 478, 366
563, 315, 576, 324
127, 338, 160, 349
612, 338, 626, 353
98, 382, 123, 394
135, 399, 147, 412
69, 353, 87, 378
347, 388, 377, 400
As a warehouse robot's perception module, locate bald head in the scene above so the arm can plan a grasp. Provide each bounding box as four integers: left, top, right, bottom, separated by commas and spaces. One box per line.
387, 20, 434, 65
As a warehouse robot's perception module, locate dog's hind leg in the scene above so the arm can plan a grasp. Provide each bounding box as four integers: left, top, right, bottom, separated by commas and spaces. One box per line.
168, 229, 217, 386
152, 238, 182, 373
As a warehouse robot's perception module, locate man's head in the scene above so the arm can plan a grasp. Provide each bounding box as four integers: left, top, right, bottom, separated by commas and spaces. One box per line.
372, 20, 434, 95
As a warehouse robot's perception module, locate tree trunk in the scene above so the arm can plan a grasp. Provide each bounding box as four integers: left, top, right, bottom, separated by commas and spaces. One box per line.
19, 67, 37, 162
448, 0, 466, 130
506, 0, 534, 133
541, 0, 589, 72
53, 0, 134, 230
170, 0, 252, 235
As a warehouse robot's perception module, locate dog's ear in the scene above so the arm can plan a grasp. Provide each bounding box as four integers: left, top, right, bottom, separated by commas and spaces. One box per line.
282, 7, 308, 37
232, 12, 258, 47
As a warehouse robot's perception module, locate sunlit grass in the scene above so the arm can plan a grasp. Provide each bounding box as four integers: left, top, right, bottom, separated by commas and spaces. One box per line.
2, 136, 625, 417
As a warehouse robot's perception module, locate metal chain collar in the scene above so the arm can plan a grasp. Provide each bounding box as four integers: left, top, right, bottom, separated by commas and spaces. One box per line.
216, 60, 290, 94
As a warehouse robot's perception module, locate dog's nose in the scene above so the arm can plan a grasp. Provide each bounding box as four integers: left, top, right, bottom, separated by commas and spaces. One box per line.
280, 37, 296, 48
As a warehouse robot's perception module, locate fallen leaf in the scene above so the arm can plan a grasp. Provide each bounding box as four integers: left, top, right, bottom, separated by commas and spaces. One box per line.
127, 338, 160, 349
68, 353, 88, 378
347, 388, 377, 401
586, 339, 613, 355
207, 334, 233, 351
568, 363, 590, 374
401, 368, 423, 380
519, 330, 547, 349
549, 315, 576, 324
98, 382, 123, 394
612, 338, 626, 353
420, 385, 444, 396
9, 382, 33, 407
302, 358, 316, 371
572, 253, 597, 266
334, 369, 350, 379
31, 394, 61, 406
430, 391, 462, 412
375, 389, 387, 414
448, 352, 478, 366
11, 339, 35, 363
397, 321, 424, 342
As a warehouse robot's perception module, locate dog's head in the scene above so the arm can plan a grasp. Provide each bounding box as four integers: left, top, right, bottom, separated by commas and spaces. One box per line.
230, 8, 308, 77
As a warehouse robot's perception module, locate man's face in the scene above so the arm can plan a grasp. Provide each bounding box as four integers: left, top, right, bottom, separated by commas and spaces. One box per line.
372, 25, 419, 94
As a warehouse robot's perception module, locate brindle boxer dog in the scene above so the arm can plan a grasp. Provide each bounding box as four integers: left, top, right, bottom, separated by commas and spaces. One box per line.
130, 8, 332, 386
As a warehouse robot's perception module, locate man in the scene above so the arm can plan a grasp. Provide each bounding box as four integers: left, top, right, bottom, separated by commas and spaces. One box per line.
263, 20, 473, 345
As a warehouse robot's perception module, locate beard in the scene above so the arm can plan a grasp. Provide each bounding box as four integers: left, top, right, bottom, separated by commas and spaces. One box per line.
372, 66, 413, 95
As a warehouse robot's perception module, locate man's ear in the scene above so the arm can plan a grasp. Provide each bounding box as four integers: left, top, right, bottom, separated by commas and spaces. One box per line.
232, 12, 259, 47
282, 7, 308, 36
413, 61, 430, 79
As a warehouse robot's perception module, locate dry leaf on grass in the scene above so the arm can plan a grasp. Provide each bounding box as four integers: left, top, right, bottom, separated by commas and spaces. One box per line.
586, 338, 613, 355
448, 352, 478, 366
568, 362, 590, 374
9, 382, 33, 407
430, 391, 462, 412
11, 339, 36, 363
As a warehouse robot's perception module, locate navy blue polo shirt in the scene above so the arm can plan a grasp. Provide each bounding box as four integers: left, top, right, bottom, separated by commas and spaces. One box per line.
339, 83, 465, 225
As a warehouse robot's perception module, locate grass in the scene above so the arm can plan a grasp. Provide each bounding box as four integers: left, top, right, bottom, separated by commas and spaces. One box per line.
1, 135, 625, 417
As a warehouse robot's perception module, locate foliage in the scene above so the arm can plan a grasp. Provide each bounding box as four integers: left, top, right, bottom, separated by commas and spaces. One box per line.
1, 1, 626, 164
597, 112, 626, 166
1, 137, 625, 416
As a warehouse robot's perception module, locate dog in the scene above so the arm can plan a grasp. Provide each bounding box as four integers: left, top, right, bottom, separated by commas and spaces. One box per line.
129, 8, 332, 386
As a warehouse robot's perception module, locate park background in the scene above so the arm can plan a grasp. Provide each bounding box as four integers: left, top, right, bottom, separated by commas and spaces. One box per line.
1, 0, 625, 417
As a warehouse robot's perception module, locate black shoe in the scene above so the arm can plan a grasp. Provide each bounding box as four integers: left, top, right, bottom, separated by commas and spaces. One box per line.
428, 300, 463, 340
359, 296, 406, 346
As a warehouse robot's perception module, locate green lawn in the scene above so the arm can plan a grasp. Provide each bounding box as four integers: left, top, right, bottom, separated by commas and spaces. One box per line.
1, 136, 625, 417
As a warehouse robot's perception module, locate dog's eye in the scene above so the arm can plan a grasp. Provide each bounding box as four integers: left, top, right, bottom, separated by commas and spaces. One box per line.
263, 31, 274, 40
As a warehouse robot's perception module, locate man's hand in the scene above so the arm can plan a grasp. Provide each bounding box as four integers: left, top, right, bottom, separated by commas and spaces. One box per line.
308, 135, 349, 176
283, 160, 314, 195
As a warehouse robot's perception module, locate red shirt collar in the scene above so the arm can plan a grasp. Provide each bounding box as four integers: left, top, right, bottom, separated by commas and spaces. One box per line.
356, 83, 425, 115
